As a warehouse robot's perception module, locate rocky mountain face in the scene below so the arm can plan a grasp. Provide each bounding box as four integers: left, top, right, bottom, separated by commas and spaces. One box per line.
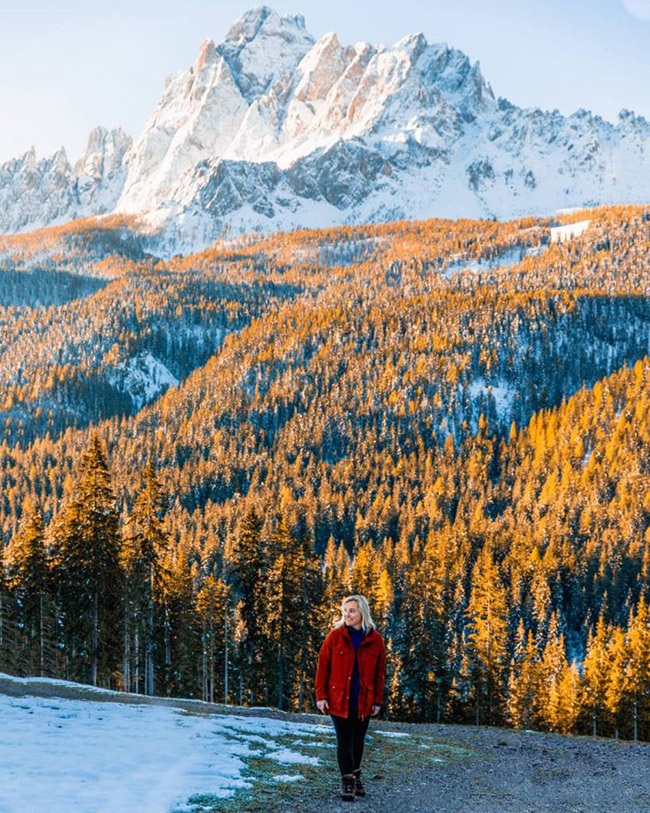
1, 6, 649, 248
0, 127, 131, 234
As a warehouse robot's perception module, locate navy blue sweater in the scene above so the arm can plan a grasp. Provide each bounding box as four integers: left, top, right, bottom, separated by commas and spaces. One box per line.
346, 625, 365, 712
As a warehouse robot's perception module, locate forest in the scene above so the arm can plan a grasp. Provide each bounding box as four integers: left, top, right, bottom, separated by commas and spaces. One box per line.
0, 205, 648, 740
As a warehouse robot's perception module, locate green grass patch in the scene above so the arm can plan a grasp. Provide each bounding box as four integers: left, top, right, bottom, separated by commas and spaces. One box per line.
175, 721, 470, 813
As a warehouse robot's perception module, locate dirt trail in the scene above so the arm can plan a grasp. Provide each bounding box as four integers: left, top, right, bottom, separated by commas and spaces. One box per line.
3, 678, 650, 812
313, 722, 650, 813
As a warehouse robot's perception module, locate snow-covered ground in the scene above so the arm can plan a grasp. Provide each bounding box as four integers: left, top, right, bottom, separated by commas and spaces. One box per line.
550, 219, 591, 242
468, 378, 517, 417
442, 246, 542, 277
107, 352, 179, 410
0, 680, 329, 813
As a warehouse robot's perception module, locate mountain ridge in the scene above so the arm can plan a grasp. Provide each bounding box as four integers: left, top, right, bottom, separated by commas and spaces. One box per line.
1, 6, 649, 251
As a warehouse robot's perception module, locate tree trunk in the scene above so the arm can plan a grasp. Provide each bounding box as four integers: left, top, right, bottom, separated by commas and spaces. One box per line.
224, 613, 229, 704
91, 592, 99, 686
145, 567, 154, 696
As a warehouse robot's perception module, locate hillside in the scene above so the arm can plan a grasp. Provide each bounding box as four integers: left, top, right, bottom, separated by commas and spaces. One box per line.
0, 204, 648, 744
2, 674, 650, 812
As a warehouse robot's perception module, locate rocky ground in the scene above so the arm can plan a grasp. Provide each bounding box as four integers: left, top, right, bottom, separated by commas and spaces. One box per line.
3, 676, 649, 812
316, 720, 650, 813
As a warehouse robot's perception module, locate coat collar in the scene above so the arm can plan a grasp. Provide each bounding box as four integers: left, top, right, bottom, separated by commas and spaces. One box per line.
333, 625, 378, 647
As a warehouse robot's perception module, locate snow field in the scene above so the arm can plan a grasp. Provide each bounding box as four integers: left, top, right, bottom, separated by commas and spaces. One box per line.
0, 691, 327, 813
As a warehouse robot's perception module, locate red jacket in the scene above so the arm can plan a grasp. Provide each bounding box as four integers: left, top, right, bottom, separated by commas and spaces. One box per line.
315, 626, 386, 718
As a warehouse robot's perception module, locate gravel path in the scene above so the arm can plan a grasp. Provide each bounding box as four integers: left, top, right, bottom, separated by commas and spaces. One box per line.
311, 721, 650, 813
3, 677, 650, 812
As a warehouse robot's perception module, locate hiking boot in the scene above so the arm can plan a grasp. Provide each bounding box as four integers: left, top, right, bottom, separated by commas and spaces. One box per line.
353, 769, 366, 797
341, 773, 356, 802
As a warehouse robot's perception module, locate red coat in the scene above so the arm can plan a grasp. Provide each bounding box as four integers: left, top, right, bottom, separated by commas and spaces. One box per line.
315, 626, 386, 718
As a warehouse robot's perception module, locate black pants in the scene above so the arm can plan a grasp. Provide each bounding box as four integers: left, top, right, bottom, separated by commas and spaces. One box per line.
330, 711, 371, 776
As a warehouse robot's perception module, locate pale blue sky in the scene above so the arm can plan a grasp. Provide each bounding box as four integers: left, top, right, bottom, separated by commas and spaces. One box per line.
1, 0, 649, 163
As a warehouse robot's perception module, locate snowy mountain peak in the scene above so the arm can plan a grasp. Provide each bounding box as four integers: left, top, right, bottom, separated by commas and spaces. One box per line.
194, 38, 218, 73
1, 7, 649, 247
76, 126, 132, 178
0, 127, 131, 233
224, 5, 308, 44
218, 5, 314, 103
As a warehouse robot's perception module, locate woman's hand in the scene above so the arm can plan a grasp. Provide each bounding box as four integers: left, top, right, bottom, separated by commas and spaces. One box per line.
371, 705, 381, 716
316, 699, 329, 713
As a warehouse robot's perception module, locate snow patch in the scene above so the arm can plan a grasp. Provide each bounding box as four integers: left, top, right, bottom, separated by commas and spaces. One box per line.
0, 694, 249, 812
375, 730, 409, 738
267, 747, 319, 765
468, 379, 516, 417
0, 676, 332, 813
272, 774, 304, 783
550, 219, 591, 243
443, 246, 541, 277
107, 352, 179, 409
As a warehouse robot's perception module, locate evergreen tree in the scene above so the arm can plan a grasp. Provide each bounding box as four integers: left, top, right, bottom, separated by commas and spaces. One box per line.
6, 502, 52, 675
582, 614, 611, 736
122, 463, 168, 695
264, 518, 308, 710
507, 629, 540, 729
626, 598, 650, 740
56, 435, 122, 686
605, 627, 629, 739
0, 542, 18, 675
196, 575, 231, 703
465, 544, 509, 725
159, 548, 199, 696
230, 508, 266, 703
548, 661, 582, 734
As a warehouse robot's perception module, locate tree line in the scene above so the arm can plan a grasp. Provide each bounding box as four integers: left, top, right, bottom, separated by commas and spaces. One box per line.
1, 353, 648, 739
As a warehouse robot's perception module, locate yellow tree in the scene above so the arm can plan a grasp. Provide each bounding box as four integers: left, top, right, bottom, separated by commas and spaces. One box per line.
626, 598, 650, 741
582, 614, 611, 736
465, 544, 509, 725
548, 662, 582, 734
507, 629, 540, 729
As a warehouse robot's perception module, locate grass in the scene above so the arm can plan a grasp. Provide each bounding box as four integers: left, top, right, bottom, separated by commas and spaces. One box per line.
172, 719, 471, 813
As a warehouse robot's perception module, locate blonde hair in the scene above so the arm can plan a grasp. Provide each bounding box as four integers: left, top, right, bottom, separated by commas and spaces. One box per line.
334, 595, 376, 632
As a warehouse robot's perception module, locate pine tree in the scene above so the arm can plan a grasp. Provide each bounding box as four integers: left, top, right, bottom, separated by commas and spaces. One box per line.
582, 614, 611, 736
0, 542, 18, 675
230, 507, 266, 703
465, 544, 509, 725
549, 661, 582, 734
6, 501, 52, 676
196, 575, 231, 703
537, 614, 567, 729
507, 629, 540, 729
56, 435, 122, 686
122, 463, 168, 695
605, 627, 629, 739
264, 518, 308, 710
159, 547, 199, 696
626, 598, 650, 740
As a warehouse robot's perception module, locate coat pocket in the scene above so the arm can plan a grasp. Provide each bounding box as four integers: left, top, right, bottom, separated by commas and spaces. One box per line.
329, 681, 344, 700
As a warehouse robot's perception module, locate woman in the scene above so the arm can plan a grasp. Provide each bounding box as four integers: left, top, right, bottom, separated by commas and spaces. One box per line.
315, 595, 386, 802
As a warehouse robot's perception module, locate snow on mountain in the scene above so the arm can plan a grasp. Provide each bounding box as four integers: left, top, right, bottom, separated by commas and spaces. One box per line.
550, 219, 591, 242
1, 6, 649, 248
0, 127, 131, 234
106, 352, 179, 410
